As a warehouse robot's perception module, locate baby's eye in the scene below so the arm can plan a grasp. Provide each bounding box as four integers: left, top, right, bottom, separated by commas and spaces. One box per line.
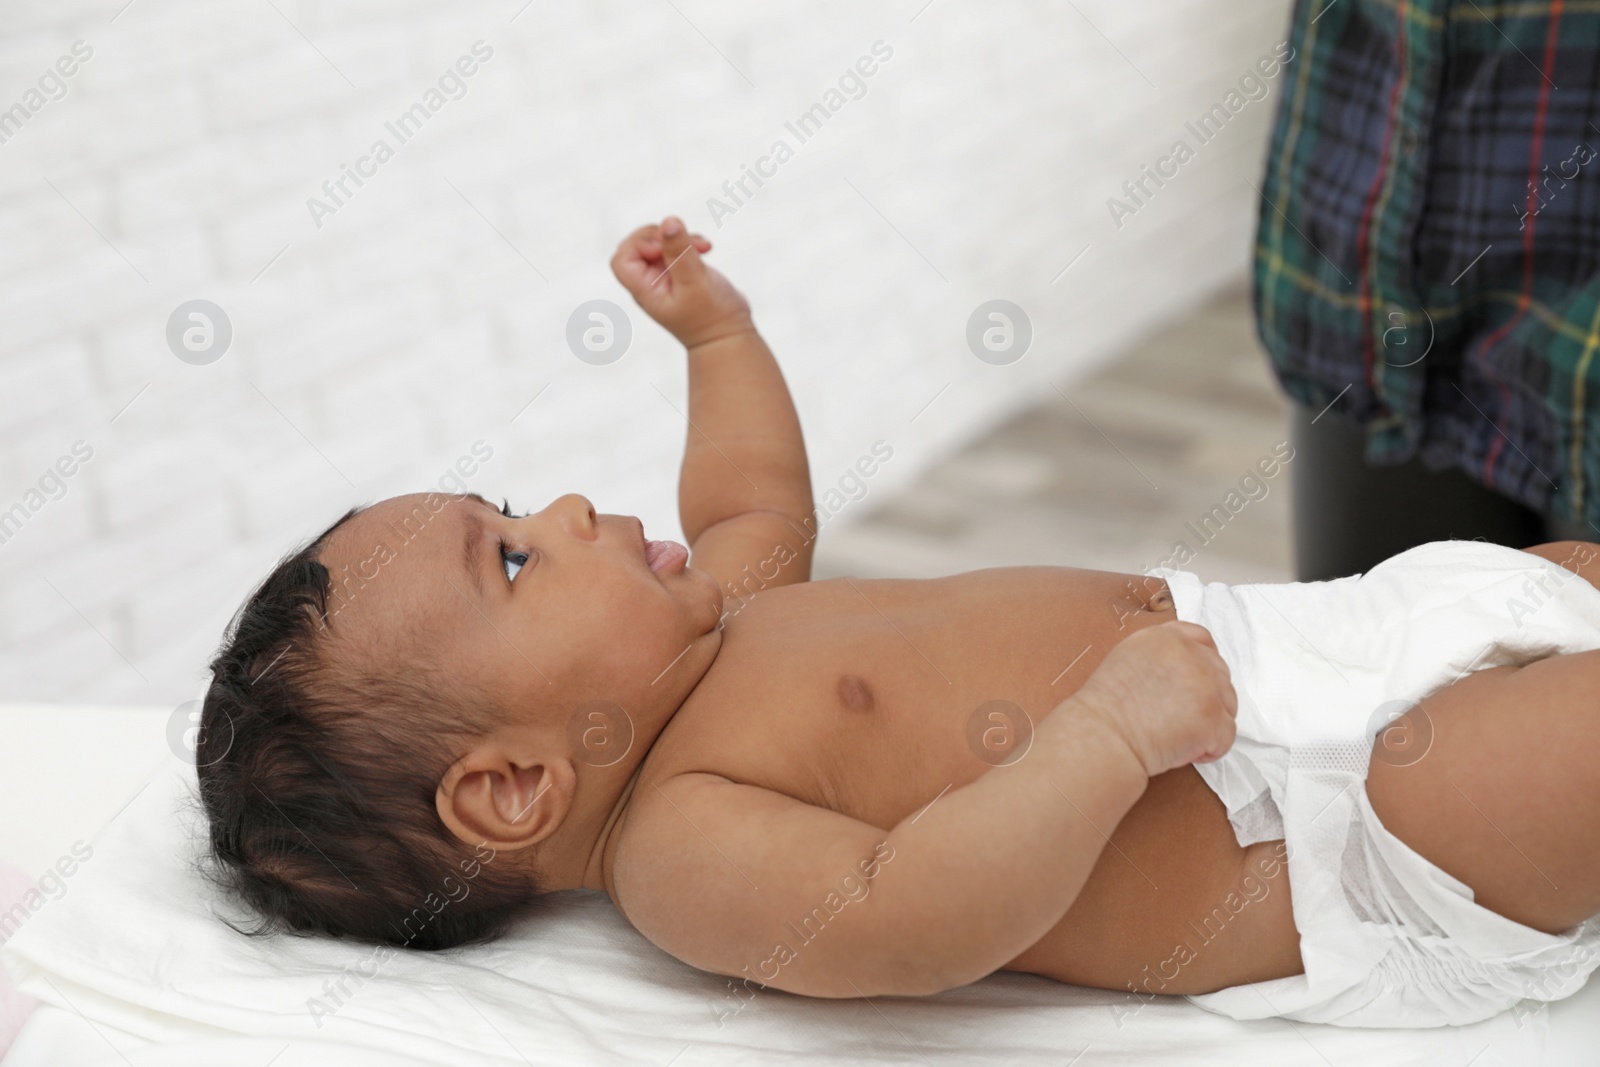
501, 545, 530, 583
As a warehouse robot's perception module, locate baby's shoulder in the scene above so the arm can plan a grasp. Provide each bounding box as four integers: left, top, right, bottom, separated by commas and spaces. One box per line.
605, 770, 796, 919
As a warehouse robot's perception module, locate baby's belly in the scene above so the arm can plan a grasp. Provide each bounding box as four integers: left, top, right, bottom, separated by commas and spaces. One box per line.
1002, 766, 1304, 995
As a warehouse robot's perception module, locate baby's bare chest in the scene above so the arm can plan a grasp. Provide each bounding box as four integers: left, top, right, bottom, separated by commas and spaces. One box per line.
637, 567, 1175, 829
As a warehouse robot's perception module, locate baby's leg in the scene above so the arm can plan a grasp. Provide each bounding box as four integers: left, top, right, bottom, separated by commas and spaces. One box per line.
1366, 647, 1600, 933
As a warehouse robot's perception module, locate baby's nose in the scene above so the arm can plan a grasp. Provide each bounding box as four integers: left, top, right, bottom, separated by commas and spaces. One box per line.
545, 493, 598, 535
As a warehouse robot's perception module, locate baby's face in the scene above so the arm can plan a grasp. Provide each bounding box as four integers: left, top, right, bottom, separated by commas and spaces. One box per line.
316, 491, 725, 742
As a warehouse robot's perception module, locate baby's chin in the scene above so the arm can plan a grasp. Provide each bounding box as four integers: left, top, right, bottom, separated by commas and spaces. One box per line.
699, 570, 729, 627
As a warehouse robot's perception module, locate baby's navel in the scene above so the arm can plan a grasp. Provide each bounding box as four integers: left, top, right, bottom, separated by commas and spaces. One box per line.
836, 673, 876, 713
1147, 587, 1174, 611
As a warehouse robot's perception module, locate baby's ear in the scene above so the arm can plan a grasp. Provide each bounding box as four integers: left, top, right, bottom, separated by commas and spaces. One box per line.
435, 742, 575, 851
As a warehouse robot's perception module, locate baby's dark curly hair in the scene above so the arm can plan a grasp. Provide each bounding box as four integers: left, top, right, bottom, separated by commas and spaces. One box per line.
195, 505, 543, 951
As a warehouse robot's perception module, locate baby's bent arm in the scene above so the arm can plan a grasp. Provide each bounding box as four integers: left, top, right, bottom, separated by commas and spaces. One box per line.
680, 327, 816, 586
611, 216, 817, 591
610, 697, 1148, 999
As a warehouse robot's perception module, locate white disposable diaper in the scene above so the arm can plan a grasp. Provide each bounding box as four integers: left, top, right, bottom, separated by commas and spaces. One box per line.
1146, 539, 1600, 1027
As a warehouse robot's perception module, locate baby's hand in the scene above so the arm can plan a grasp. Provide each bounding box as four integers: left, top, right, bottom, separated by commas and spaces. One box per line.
1069, 621, 1238, 778
611, 215, 753, 349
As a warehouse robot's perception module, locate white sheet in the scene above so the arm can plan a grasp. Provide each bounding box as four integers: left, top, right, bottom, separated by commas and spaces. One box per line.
2, 757, 1594, 1066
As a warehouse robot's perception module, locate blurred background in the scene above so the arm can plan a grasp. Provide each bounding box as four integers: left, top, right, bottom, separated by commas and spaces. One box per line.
0, 0, 1295, 719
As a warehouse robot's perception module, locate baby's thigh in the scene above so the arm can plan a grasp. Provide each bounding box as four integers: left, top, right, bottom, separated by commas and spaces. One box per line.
1365, 649, 1600, 934
1519, 540, 1600, 590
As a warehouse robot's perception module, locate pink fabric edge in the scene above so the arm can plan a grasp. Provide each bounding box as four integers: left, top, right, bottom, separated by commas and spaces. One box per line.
0, 861, 41, 1058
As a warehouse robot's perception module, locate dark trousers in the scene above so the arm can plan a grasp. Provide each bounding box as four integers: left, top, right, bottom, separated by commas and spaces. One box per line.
1288, 401, 1594, 582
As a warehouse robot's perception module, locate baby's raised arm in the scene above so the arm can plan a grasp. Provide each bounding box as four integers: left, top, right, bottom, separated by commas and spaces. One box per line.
610, 621, 1238, 998
612, 217, 816, 596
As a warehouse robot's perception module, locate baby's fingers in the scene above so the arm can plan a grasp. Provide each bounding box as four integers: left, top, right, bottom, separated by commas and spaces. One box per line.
611, 220, 712, 296
1191, 642, 1238, 718
615, 223, 661, 258
1215, 665, 1239, 716
657, 216, 710, 287
610, 225, 663, 288
1162, 619, 1217, 650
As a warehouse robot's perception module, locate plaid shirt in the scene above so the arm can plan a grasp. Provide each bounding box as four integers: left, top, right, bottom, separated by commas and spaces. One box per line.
1255, 0, 1600, 526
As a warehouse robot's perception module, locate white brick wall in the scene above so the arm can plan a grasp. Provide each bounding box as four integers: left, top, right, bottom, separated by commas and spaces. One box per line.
0, 0, 1292, 704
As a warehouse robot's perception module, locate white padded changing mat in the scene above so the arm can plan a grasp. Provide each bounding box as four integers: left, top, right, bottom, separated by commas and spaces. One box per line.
3, 756, 1596, 1066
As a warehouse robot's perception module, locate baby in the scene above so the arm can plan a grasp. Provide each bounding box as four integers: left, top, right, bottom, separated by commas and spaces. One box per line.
197, 216, 1600, 1029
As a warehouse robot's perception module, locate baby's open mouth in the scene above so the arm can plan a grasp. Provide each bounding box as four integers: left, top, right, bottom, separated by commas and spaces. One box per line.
645, 538, 688, 574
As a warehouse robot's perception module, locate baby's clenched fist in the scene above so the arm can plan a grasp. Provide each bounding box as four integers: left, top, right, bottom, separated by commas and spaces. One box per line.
1069, 620, 1238, 779
611, 215, 753, 350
